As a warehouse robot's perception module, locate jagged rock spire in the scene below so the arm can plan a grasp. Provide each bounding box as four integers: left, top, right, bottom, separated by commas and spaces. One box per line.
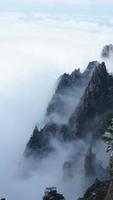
69, 61, 113, 138
26, 61, 113, 156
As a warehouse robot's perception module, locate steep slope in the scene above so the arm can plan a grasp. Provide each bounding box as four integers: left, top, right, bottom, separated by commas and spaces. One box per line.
69, 62, 113, 138
78, 179, 110, 200
45, 62, 97, 125
78, 156, 113, 200
25, 62, 97, 156
25, 61, 113, 157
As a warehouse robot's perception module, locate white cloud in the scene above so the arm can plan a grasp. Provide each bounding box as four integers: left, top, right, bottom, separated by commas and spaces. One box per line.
0, 12, 113, 200
0, 12, 112, 84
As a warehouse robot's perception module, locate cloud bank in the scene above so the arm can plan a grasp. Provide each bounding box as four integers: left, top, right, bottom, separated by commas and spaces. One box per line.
0, 12, 112, 200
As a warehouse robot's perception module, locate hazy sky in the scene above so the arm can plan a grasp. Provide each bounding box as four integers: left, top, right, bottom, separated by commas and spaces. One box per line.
0, 0, 113, 17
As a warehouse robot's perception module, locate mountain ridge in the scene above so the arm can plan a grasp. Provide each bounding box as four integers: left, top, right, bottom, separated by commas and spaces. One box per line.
25, 60, 113, 157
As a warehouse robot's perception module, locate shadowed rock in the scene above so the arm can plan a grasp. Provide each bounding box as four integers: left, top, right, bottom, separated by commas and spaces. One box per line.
25, 61, 113, 157
84, 146, 107, 179
101, 44, 113, 58
78, 179, 109, 200
69, 62, 113, 138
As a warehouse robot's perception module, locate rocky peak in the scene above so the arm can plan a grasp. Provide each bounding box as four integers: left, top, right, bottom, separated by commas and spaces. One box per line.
46, 66, 92, 124
71, 68, 81, 80
26, 126, 41, 153
55, 73, 71, 93
101, 44, 113, 58
55, 68, 82, 93
25, 61, 113, 156
69, 62, 113, 137
33, 126, 40, 136
87, 62, 108, 93
46, 63, 95, 118
83, 61, 99, 77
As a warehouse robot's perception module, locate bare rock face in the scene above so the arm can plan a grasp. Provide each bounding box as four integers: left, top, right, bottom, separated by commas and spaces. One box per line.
25, 125, 55, 157
45, 64, 95, 125
78, 179, 109, 200
104, 156, 113, 200
104, 181, 113, 200
25, 62, 96, 156
25, 61, 113, 157
84, 146, 97, 177
101, 44, 113, 58
69, 62, 113, 138
79, 155, 113, 200
84, 146, 106, 179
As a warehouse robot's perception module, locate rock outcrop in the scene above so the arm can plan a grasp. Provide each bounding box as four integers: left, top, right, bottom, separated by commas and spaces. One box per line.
78, 179, 109, 200
45, 62, 96, 125
25, 61, 97, 156
25, 61, 113, 157
23, 45, 113, 200
104, 156, 113, 200
101, 44, 113, 58
84, 146, 107, 179
69, 62, 113, 138
79, 152, 113, 200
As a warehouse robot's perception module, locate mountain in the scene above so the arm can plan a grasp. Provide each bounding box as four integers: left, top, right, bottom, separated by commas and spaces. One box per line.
79, 156, 113, 200
46, 62, 96, 124
78, 178, 110, 200
23, 45, 113, 200
69, 62, 113, 138
25, 61, 113, 157
101, 44, 113, 58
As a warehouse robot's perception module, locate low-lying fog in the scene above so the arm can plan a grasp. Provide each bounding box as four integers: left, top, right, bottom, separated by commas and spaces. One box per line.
0, 13, 112, 200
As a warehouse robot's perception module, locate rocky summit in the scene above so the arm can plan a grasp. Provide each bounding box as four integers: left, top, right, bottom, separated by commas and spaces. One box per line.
101, 44, 113, 58
22, 44, 113, 200
25, 61, 113, 157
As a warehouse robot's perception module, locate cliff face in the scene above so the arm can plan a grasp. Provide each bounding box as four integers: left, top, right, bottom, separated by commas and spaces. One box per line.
25, 61, 113, 157
84, 146, 106, 179
78, 156, 113, 200
78, 179, 110, 200
69, 62, 113, 138
45, 62, 96, 125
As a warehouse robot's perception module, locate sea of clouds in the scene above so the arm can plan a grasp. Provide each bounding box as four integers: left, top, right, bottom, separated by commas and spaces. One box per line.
0, 12, 112, 200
